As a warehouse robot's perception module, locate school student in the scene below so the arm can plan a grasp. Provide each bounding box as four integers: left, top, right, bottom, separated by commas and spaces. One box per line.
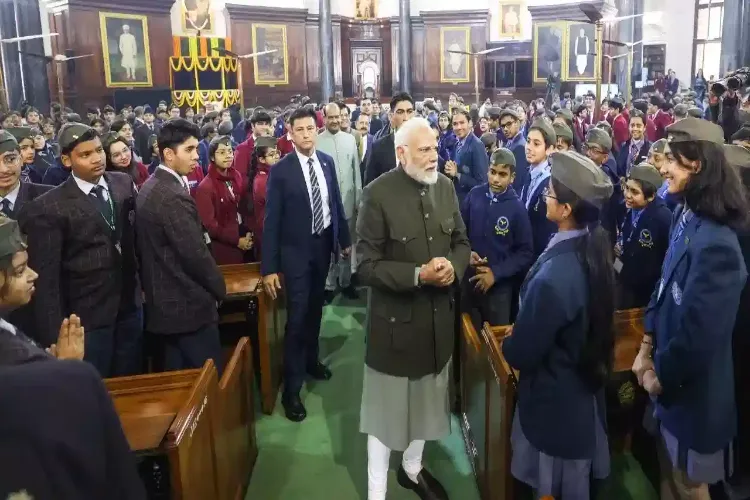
250, 137, 281, 261
520, 119, 558, 258
614, 163, 672, 309
102, 133, 150, 189
460, 148, 534, 326
503, 150, 615, 500
553, 122, 575, 152
650, 139, 679, 212
584, 128, 625, 248
6, 127, 44, 184
632, 118, 748, 500
195, 136, 252, 265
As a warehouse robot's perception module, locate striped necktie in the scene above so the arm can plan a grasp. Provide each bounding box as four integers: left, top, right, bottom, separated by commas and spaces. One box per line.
0, 199, 11, 217
308, 158, 324, 234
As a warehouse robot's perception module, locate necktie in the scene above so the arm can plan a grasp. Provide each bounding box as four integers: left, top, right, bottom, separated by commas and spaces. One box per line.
90, 185, 113, 224
629, 142, 639, 172
0, 199, 11, 217
308, 158, 324, 234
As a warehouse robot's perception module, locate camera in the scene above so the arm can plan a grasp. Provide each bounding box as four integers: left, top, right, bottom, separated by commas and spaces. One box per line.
711, 67, 750, 95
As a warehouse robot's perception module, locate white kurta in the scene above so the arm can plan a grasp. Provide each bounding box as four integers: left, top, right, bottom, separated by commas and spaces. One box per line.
119, 33, 138, 72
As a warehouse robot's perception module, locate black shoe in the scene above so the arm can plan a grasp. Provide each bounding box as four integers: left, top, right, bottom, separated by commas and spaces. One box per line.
341, 286, 360, 300
396, 466, 448, 500
281, 394, 307, 422
323, 290, 336, 305
306, 362, 332, 381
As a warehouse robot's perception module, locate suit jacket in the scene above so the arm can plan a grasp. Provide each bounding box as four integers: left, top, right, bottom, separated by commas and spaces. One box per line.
232, 135, 256, 180
452, 133, 489, 203
9, 181, 52, 219
19, 172, 141, 347
616, 139, 652, 178
134, 123, 160, 160
363, 133, 396, 186
645, 208, 746, 453
135, 168, 226, 334
317, 129, 362, 219
0, 361, 145, 500
357, 167, 471, 378
260, 150, 351, 278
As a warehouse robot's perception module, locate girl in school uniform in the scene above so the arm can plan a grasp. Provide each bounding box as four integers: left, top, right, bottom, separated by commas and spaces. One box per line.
649, 139, 679, 212
250, 136, 280, 261
102, 134, 150, 189
437, 111, 457, 162
632, 118, 748, 500
194, 136, 252, 265
503, 150, 615, 500
614, 163, 672, 309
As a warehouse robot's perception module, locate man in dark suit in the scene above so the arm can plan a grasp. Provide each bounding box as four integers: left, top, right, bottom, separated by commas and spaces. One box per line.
134, 105, 160, 160
261, 107, 351, 422
443, 109, 489, 204
0, 131, 51, 219
20, 123, 143, 378
136, 119, 226, 374
363, 92, 416, 186
616, 109, 652, 178
0, 361, 145, 499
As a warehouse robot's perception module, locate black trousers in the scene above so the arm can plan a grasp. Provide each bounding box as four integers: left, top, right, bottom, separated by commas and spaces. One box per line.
283, 227, 333, 398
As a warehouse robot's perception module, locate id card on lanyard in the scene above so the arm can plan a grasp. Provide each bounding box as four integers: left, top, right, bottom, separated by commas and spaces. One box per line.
98, 195, 120, 254
225, 181, 243, 225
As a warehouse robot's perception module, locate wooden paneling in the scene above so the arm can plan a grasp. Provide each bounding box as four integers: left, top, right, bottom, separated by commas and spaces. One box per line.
341, 19, 391, 98
46, 0, 173, 111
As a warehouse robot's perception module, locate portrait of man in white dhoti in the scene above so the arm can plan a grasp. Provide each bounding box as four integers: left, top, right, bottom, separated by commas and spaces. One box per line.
99, 13, 153, 88
440, 27, 470, 83
566, 22, 596, 80
500, 3, 523, 37
119, 25, 138, 80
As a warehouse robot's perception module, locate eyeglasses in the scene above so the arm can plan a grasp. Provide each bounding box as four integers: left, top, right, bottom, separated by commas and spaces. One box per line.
500, 121, 516, 129
0, 154, 20, 168
541, 186, 558, 201
582, 144, 606, 155
265, 151, 280, 158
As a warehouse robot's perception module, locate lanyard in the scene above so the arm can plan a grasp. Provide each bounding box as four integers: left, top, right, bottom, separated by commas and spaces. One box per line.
98, 191, 116, 232
224, 181, 236, 202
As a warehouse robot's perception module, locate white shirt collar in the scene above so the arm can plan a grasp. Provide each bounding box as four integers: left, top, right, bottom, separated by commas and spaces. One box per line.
0, 317, 17, 336
73, 173, 109, 196
0, 182, 21, 206
295, 147, 317, 165
157, 164, 189, 187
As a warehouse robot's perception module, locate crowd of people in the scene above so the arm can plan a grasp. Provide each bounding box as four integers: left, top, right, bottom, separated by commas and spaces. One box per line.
0, 75, 748, 499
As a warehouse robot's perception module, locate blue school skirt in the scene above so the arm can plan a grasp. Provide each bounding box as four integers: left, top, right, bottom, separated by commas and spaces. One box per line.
510, 399, 610, 499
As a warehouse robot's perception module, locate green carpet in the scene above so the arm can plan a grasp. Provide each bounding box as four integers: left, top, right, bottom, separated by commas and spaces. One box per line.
245, 295, 658, 500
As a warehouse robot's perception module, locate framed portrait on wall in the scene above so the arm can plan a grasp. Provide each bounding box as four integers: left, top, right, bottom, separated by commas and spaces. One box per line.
565, 22, 599, 81
251, 24, 289, 86
533, 21, 565, 83
182, 0, 214, 35
99, 12, 153, 88
355, 0, 377, 19
499, 1, 523, 38
440, 26, 471, 83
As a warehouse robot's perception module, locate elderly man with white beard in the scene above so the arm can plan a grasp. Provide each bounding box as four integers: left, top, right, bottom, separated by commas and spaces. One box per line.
356, 117, 471, 500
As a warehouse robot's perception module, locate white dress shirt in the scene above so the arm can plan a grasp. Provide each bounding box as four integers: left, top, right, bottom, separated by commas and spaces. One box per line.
0, 317, 17, 336
0, 182, 21, 212
73, 174, 110, 201
295, 148, 331, 233
157, 164, 190, 192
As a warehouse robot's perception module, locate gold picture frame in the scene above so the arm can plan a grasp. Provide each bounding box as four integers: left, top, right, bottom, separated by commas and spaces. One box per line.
99, 12, 153, 88
251, 24, 289, 86
533, 21, 566, 83
498, 1, 523, 39
440, 26, 471, 83
564, 22, 600, 82
181, 0, 214, 35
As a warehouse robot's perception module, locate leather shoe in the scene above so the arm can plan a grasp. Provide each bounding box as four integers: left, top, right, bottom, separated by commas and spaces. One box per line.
306, 362, 332, 381
341, 286, 360, 300
396, 466, 448, 500
281, 394, 307, 422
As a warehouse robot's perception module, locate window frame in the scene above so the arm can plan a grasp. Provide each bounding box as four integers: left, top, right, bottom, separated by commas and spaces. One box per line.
692, 0, 724, 80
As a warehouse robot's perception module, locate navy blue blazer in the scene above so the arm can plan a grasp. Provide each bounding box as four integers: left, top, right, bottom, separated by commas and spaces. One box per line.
645, 207, 747, 454
616, 139, 651, 178
617, 198, 672, 307
505, 134, 529, 194
261, 150, 351, 278
524, 175, 557, 258
503, 235, 605, 459
452, 133, 489, 203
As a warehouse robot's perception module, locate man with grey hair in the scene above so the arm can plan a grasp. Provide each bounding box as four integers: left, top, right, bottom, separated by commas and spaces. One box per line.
318, 102, 362, 300
357, 117, 470, 500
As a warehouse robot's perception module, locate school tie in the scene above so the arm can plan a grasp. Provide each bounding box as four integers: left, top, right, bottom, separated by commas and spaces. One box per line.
308, 157, 325, 235
629, 142, 639, 171
90, 185, 113, 223
0, 199, 11, 217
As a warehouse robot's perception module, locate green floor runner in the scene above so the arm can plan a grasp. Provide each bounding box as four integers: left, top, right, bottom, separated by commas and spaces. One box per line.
245, 296, 658, 500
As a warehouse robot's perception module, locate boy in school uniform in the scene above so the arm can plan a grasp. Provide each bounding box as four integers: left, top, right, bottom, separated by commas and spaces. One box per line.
520, 119, 558, 258
6, 127, 44, 184
553, 122, 575, 152
584, 128, 625, 247
461, 148, 534, 326
614, 163, 672, 309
